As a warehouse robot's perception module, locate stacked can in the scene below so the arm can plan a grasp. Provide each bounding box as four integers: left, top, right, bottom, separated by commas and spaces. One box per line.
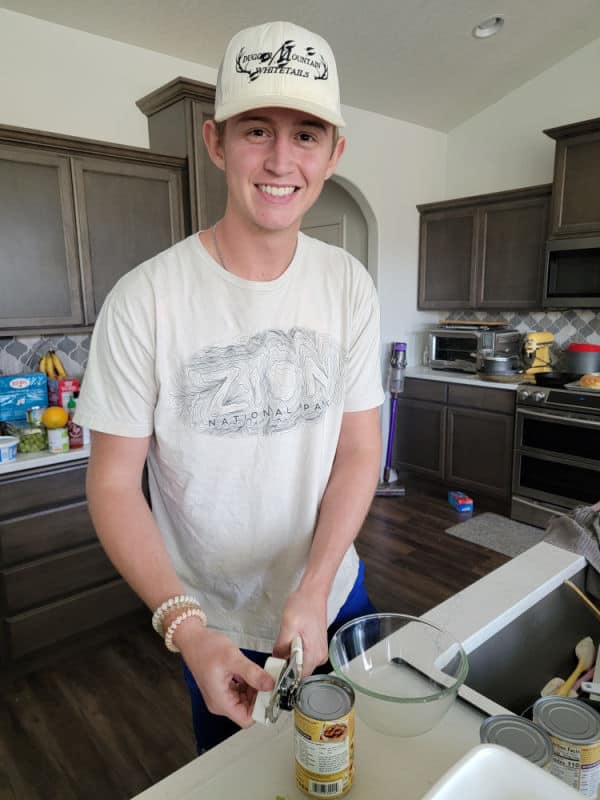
533, 697, 600, 797
294, 675, 355, 798
480, 714, 553, 769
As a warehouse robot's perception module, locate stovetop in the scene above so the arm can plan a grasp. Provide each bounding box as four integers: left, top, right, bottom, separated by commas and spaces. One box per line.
517, 383, 600, 413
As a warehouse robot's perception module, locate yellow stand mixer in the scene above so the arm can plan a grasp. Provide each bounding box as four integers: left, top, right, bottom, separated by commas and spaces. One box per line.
522, 331, 554, 377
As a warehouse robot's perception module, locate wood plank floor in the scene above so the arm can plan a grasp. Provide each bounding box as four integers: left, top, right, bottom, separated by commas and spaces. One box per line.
0, 480, 509, 799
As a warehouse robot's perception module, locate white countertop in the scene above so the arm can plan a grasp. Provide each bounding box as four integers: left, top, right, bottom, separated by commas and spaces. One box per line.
0, 444, 90, 476
132, 542, 584, 800
405, 365, 522, 391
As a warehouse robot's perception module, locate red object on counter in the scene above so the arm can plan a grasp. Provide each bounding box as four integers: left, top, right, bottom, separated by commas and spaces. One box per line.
567, 343, 600, 352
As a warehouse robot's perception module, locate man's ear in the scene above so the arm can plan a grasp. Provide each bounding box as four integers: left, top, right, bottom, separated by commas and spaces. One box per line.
325, 135, 346, 180
203, 119, 225, 171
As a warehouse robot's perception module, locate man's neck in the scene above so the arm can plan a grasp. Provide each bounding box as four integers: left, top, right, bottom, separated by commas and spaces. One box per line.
200, 217, 299, 282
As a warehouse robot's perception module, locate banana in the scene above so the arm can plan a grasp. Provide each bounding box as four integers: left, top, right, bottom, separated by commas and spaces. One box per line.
51, 350, 67, 378
38, 354, 47, 374
44, 351, 57, 379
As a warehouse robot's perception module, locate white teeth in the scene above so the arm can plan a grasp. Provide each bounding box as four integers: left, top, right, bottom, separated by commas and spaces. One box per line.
258, 184, 296, 197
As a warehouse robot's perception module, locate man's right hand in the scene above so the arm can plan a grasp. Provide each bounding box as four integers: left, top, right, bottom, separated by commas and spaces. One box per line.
175, 622, 275, 728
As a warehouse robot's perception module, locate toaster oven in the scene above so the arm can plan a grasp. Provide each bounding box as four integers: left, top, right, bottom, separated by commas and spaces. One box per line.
429, 326, 521, 373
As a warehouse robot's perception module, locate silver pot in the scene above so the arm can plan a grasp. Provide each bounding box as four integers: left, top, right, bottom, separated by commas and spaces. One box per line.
563, 350, 600, 375
476, 354, 522, 375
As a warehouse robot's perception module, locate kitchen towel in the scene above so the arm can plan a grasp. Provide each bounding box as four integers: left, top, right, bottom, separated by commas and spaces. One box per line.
445, 512, 545, 558
544, 501, 600, 596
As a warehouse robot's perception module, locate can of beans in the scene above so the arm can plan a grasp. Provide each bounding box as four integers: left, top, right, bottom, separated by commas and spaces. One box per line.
533, 696, 600, 797
294, 675, 355, 797
480, 714, 553, 769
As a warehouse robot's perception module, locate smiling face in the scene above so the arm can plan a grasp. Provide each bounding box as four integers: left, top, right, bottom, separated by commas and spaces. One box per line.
203, 107, 345, 237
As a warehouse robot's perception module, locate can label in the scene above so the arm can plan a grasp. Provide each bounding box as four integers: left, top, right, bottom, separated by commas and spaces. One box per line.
294, 704, 354, 797
26, 406, 45, 425
546, 734, 600, 797
47, 427, 69, 453
533, 698, 600, 798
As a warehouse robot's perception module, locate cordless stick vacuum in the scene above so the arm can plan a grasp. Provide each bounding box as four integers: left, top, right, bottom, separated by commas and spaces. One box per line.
376, 342, 407, 497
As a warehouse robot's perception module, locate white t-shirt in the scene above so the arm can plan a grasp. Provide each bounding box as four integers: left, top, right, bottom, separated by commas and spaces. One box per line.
76, 232, 384, 651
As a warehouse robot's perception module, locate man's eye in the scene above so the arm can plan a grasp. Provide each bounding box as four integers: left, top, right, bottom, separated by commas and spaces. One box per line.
298, 132, 317, 143
248, 128, 267, 138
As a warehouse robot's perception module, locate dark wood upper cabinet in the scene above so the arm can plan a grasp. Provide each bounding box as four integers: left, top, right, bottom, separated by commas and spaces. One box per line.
545, 117, 600, 237
72, 156, 184, 322
0, 146, 83, 329
137, 77, 227, 232
418, 184, 551, 310
0, 125, 186, 336
418, 206, 478, 309
476, 192, 550, 309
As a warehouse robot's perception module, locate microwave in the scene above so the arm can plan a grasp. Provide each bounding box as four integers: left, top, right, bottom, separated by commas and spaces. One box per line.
543, 236, 600, 308
429, 327, 521, 373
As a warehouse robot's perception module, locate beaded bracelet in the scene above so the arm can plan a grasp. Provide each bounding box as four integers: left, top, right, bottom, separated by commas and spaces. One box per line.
164, 608, 208, 653
152, 594, 201, 636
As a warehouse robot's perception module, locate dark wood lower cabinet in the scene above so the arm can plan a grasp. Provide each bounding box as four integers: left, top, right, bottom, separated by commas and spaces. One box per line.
394, 399, 446, 478
0, 460, 143, 673
393, 378, 515, 504
446, 406, 514, 495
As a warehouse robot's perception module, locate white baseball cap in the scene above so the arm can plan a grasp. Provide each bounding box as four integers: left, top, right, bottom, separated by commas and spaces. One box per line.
214, 21, 345, 127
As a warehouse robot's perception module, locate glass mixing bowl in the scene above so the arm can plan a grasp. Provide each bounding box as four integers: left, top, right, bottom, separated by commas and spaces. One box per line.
329, 613, 468, 737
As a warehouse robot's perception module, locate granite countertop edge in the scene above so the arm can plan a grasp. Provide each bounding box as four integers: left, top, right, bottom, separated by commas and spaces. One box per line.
405, 365, 522, 391
0, 444, 90, 477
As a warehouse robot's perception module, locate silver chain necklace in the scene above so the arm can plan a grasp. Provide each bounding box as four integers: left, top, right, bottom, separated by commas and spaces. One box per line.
211, 221, 297, 278
211, 222, 229, 272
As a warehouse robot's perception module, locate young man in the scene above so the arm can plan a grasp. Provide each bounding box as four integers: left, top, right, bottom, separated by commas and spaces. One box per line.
75, 20, 384, 753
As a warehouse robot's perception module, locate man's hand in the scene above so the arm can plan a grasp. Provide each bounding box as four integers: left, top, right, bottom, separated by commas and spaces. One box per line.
178, 624, 275, 727
273, 588, 329, 677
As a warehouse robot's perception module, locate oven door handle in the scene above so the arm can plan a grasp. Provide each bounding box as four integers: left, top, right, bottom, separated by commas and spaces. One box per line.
517, 408, 600, 428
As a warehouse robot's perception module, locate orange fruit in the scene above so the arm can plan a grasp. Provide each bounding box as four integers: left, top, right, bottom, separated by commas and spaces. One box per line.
41, 406, 68, 429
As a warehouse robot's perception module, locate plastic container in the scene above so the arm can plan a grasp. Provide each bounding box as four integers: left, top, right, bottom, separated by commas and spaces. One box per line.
2, 421, 47, 453
328, 613, 468, 737
421, 743, 582, 800
17, 425, 47, 453
0, 435, 18, 463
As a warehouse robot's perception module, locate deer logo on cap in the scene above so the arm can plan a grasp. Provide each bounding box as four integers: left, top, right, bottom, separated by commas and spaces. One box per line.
235, 39, 329, 82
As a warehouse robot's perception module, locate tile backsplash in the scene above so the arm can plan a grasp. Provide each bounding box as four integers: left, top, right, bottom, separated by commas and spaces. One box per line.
1, 308, 599, 377
0, 334, 90, 376
445, 309, 600, 347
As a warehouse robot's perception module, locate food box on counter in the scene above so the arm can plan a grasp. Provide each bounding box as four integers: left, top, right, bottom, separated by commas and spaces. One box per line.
47, 377, 80, 409
448, 490, 474, 512
0, 372, 48, 422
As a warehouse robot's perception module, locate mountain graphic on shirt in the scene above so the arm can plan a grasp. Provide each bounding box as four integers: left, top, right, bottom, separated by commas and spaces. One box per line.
171, 327, 345, 435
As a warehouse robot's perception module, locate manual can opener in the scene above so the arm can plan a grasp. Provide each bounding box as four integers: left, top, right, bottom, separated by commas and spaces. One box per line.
252, 635, 303, 725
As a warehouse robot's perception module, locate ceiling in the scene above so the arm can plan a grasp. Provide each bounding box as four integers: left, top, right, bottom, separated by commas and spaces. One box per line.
4, 0, 600, 131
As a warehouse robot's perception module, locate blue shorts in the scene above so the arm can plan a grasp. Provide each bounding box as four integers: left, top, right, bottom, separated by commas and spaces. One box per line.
183, 560, 376, 754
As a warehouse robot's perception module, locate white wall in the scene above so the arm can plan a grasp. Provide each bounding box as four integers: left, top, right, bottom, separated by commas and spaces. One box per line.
446, 36, 600, 197
0, 8, 446, 372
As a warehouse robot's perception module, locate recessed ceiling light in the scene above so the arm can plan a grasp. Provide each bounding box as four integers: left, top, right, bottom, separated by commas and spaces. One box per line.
472, 16, 504, 39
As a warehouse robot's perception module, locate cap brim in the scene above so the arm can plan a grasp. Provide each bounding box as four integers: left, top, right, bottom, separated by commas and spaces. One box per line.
214, 95, 345, 128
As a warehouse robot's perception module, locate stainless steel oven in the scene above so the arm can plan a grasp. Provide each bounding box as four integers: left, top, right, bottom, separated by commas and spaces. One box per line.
512, 385, 600, 528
